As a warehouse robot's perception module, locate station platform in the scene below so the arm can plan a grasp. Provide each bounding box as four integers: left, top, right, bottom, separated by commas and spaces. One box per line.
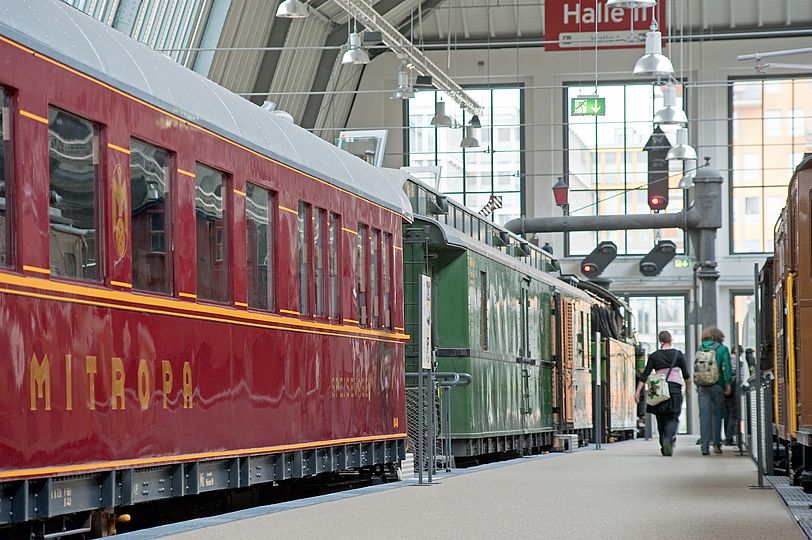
119, 435, 802, 539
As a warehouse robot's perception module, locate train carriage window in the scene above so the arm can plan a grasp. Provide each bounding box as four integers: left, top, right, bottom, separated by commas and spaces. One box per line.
298, 201, 311, 315
48, 107, 100, 281
370, 228, 380, 327
328, 212, 340, 320
382, 232, 392, 329
195, 164, 229, 302
130, 139, 171, 294
0, 89, 11, 267
314, 207, 326, 317
480, 271, 488, 350
358, 223, 368, 326
246, 184, 274, 310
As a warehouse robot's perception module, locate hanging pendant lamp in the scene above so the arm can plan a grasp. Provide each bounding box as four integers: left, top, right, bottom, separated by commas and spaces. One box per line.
342, 32, 369, 65
460, 125, 480, 148
633, 29, 674, 77
391, 64, 414, 100
469, 114, 482, 129
607, 0, 657, 8
275, 0, 308, 19
667, 128, 697, 161
430, 101, 453, 127
678, 158, 697, 189
654, 84, 688, 125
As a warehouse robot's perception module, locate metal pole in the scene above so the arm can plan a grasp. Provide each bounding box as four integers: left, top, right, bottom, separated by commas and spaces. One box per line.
417, 363, 424, 485
427, 362, 435, 484
754, 263, 765, 488
735, 322, 744, 456
445, 387, 452, 472
594, 332, 602, 450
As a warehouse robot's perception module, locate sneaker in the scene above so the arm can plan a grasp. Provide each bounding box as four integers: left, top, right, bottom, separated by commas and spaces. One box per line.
662, 440, 673, 457
714, 445, 723, 454
701, 448, 710, 455
695, 438, 702, 445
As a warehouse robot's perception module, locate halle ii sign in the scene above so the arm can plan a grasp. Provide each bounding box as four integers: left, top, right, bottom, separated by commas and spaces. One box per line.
545, 0, 668, 51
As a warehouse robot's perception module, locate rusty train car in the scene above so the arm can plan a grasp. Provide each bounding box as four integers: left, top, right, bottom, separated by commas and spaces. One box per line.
0, 0, 413, 534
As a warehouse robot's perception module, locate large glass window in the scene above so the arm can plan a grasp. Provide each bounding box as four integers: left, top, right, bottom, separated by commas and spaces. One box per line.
565, 83, 685, 256
328, 212, 340, 320
130, 139, 171, 293
48, 107, 99, 280
0, 89, 11, 268
628, 294, 688, 432
195, 163, 228, 302
406, 87, 522, 226
246, 183, 274, 310
298, 201, 311, 315
731, 78, 812, 253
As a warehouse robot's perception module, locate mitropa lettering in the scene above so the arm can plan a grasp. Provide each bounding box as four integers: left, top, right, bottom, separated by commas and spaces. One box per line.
29, 353, 193, 412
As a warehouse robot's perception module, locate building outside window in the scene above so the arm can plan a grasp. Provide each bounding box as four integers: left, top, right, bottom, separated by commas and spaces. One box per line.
730, 77, 812, 253
406, 87, 522, 226
565, 83, 686, 256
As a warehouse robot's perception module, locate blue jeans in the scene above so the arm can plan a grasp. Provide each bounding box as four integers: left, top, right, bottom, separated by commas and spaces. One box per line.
699, 384, 724, 450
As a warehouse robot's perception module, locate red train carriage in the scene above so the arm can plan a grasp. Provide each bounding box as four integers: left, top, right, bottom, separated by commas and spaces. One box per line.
0, 0, 411, 529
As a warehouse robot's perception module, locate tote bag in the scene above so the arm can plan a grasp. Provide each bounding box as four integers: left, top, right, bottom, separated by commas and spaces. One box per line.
645, 351, 678, 407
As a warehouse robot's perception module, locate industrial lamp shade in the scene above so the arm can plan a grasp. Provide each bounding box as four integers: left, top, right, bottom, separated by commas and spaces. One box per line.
678, 159, 697, 189
391, 67, 414, 100
633, 30, 674, 77
653, 84, 688, 125
606, 0, 657, 8
430, 101, 453, 127
552, 177, 569, 207
275, 0, 308, 18
667, 128, 697, 161
460, 125, 480, 148
469, 114, 482, 129
341, 33, 369, 65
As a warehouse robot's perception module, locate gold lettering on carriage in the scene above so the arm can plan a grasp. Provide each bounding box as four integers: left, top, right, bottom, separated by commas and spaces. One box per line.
29, 353, 194, 412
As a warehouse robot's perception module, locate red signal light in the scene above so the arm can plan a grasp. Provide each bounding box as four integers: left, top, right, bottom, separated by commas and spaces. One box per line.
582, 263, 595, 274
648, 195, 666, 210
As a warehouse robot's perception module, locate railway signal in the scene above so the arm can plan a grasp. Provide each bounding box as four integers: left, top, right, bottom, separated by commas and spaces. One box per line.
639, 240, 677, 276
580, 241, 617, 278
644, 126, 672, 211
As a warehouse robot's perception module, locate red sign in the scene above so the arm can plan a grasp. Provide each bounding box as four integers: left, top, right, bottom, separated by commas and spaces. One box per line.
545, 0, 668, 51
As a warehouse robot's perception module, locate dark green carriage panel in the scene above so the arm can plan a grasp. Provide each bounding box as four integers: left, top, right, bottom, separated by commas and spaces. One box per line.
434, 252, 470, 350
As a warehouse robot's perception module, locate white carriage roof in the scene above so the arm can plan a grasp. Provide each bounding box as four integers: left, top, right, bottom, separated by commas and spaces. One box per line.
0, 0, 412, 219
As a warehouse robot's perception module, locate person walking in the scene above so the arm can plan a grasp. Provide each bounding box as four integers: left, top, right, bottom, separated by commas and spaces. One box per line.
635, 331, 690, 457
696, 326, 733, 455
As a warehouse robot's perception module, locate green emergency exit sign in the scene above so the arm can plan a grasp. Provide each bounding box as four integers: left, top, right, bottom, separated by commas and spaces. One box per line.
674, 258, 691, 269
571, 96, 606, 116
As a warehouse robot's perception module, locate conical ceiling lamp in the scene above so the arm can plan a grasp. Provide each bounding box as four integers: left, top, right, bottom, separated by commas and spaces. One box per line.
633, 30, 674, 77
391, 63, 414, 100
678, 161, 696, 189
606, 0, 657, 8
667, 128, 697, 161
430, 101, 453, 127
654, 84, 688, 125
460, 125, 480, 148
341, 32, 369, 65
275, 0, 308, 18
469, 114, 482, 129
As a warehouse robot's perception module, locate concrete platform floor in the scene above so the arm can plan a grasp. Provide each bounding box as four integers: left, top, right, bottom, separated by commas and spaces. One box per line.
126, 435, 802, 539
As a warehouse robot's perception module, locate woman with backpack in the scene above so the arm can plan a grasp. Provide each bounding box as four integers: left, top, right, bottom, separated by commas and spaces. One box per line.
634, 331, 690, 456
694, 326, 733, 456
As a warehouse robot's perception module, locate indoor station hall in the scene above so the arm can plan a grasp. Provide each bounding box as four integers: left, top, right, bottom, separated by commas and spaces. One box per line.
1, 0, 811, 538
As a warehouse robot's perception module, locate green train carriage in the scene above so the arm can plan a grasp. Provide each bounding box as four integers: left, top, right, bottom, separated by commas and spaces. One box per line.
402, 179, 603, 458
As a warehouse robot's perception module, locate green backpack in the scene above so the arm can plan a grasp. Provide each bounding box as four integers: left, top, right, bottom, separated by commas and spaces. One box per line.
693, 343, 720, 386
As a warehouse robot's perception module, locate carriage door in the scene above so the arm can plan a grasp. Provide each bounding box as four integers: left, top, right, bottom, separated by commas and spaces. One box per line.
562, 298, 576, 426
520, 280, 531, 416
